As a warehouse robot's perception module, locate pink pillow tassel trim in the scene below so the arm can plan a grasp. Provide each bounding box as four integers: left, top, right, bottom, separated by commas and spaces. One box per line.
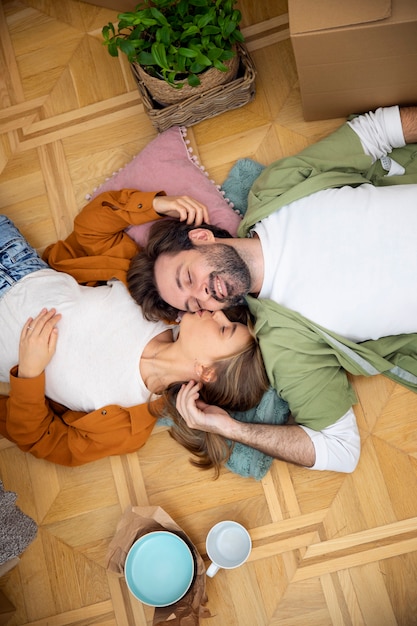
86, 126, 241, 247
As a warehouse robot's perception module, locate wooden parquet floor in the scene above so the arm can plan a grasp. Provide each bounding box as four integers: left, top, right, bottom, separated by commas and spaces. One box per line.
1, 1, 417, 625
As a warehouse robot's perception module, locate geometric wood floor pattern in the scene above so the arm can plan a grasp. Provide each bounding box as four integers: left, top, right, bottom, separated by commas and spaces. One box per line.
1, 1, 417, 624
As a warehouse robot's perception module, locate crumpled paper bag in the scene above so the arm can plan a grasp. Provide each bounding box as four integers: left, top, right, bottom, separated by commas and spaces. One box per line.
106, 505, 211, 626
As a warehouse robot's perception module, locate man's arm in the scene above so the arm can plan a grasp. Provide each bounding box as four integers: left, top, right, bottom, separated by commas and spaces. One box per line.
175, 380, 315, 466
400, 106, 417, 143
299, 408, 360, 472
347, 105, 417, 166
175, 382, 360, 472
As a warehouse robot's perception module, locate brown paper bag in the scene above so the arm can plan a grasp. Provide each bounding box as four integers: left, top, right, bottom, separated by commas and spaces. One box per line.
106, 506, 211, 626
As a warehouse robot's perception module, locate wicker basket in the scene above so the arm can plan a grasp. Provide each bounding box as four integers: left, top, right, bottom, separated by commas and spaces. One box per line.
131, 43, 256, 132
133, 53, 240, 107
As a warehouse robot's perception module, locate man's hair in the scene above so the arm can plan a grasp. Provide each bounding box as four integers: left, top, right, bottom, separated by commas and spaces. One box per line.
127, 218, 232, 322
149, 307, 270, 478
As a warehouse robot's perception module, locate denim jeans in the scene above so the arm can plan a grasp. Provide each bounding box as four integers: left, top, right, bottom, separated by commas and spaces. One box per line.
0, 215, 48, 299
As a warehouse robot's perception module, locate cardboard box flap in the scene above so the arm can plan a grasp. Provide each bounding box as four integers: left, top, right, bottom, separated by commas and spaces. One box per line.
289, 0, 391, 34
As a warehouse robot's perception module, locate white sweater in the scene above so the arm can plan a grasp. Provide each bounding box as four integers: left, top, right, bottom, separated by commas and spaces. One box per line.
0, 269, 170, 411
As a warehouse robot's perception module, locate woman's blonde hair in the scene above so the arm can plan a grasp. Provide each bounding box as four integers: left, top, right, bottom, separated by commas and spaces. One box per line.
150, 307, 269, 478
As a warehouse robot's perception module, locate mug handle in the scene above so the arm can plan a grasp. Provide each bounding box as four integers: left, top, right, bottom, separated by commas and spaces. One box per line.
206, 562, 220, 577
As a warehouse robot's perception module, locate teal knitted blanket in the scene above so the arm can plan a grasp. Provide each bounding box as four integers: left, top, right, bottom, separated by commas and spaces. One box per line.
158, 386, 289, 480
221, 157, 265, 215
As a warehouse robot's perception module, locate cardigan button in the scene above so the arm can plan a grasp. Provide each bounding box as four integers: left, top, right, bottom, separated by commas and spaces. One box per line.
101, 410, 107, 415
137, 203, 143, 208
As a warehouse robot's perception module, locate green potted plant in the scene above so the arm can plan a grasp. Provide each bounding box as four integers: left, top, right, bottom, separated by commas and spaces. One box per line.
102, 0, 245, 106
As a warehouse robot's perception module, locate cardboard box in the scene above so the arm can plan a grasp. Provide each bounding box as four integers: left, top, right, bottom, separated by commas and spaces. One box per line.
81, 0, 138, 11
289, 0, 417, 120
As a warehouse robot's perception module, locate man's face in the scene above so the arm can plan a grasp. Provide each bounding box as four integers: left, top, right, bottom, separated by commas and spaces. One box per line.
154, 242, 251, 313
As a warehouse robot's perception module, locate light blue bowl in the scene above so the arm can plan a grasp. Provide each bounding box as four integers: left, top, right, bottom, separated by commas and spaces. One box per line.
125, 531, 195, 607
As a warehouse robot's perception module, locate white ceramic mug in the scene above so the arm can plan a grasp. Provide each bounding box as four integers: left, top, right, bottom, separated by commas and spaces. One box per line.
205, 520, 252, 577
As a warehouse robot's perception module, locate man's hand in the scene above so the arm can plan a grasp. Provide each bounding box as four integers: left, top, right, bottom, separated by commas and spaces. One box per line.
18, 308, 61, 378
153, 195, 210, 225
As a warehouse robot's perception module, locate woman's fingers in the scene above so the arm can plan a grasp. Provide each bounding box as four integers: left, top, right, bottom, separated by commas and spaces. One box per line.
153, 195, 210, 225
23, 308, 58, 336
18, 308, 62, 378
176, 380, 201, 425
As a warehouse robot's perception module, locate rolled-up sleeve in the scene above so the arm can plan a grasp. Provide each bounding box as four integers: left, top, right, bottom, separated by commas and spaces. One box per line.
299, 408, 360, 473
347, 106, 405, 162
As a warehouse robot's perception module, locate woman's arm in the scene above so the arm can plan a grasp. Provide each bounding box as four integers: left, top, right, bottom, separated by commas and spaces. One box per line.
72, 190, 209, 254
0, 309, 158, 466
43, 189, 209, 284
0, 372, 157, 465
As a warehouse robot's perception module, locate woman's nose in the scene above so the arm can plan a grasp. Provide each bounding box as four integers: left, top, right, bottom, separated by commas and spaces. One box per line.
211, 310, 225, 322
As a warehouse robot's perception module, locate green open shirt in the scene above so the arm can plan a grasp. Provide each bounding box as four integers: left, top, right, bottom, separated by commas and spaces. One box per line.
238, 123, 417, 431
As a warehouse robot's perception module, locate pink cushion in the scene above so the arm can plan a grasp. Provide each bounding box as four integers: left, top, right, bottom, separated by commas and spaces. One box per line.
88, 126, 241, 247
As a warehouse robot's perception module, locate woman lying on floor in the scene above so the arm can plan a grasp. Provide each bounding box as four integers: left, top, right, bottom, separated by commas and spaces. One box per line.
0, 212, 268, 472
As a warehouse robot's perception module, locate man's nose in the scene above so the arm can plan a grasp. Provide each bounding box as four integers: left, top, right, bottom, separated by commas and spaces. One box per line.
194, 282, 211, 302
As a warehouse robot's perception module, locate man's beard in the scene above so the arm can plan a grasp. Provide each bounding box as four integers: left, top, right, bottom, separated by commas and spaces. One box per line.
199, 243, 252, 306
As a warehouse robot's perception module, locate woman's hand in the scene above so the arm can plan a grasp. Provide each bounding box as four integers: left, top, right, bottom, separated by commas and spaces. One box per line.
153, 195, 210, 225
176, 380, 233, 435
18, 308, 62, 379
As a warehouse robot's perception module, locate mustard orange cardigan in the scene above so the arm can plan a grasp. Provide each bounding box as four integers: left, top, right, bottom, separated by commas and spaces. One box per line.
0, 189, 165, 465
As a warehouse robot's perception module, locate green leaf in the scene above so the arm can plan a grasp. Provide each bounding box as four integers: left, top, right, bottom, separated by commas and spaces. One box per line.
190, 61, 207, 73
117, 12, 139, 25
177, 0, 188, 19
206, 46, 223, 60
102, 23, 115, 40
213, 58, 229, 72
195, 52, 211, 66
140, 17, 159, 28
214, 34, 223, 47
137, 50, 157, 65
106, 41, 119, 57
157, 25, 172, 45
178, 47, 198, 58
187, 73, 201, 87
119, 39, 137, 60
151, 41, 170, 69
177, 55, 187, 72
197, 13, 213, 29
149, 7, 170, 26
202, 25, 220, 36
222, 18, 237, 38
232, 9, 242, 23
219, 48, 235, 60
180, 25, 200, 38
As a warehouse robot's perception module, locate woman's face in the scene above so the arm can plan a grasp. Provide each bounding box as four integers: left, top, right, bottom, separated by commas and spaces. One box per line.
178, 310, 251, 364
